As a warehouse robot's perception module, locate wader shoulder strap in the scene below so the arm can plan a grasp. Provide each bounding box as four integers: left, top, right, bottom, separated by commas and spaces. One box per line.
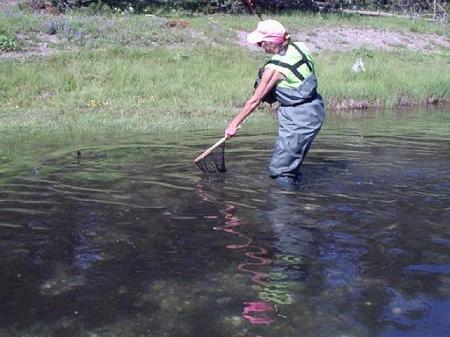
290, 43, 314, 74
267, 59, 306, 81
265, 43, 314, 82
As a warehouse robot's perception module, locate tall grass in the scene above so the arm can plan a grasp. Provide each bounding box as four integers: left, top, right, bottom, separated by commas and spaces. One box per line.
1, 45, 448, 143
0, 46, 261, 142
318, 50, 450, 107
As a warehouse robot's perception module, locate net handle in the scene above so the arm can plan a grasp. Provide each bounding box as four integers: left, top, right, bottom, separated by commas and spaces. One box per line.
193, 126, 241, 164
193, 136, 227, 164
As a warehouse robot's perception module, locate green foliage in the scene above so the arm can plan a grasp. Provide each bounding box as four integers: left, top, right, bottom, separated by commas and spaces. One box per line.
0, 34, 18, 51
21, 0, 448, 17
24, 0, 318, 14
1, 45, 448, 136
0, 20, 10, 36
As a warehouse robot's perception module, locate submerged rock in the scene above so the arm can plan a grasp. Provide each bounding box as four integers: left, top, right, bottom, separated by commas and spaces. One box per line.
40, 266, 86, 296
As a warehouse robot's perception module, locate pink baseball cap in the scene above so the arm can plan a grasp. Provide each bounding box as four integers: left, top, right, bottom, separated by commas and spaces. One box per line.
247, 19, 286, 45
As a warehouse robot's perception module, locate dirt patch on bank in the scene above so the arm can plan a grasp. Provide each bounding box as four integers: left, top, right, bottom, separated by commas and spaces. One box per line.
237, 26, 450, 53
0, 0, 19, 12
296, 26, 450, 53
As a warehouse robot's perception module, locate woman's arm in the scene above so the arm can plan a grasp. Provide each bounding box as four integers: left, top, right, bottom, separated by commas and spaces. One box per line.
225, 67, 284, 137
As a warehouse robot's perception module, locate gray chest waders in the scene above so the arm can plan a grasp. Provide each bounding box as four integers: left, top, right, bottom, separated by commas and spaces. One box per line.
258, 44, 325, 181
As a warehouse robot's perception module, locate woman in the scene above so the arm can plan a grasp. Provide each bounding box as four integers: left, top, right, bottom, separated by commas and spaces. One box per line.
225, 19, 325, 189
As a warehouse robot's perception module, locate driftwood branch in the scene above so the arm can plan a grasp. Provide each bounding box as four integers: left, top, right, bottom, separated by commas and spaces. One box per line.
322, 7, 447, 22
315, 1, 448, 22
341, 9, 411, 18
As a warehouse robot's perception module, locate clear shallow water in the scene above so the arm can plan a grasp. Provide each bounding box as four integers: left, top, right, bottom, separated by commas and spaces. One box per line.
0, 109, 449, 337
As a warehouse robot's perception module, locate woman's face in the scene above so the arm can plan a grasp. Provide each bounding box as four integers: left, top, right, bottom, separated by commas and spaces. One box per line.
258, 41, 282, 54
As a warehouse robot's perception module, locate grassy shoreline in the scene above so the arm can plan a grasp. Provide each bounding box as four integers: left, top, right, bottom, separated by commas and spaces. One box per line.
1, 46, 449, 138
1, 10, 449, 142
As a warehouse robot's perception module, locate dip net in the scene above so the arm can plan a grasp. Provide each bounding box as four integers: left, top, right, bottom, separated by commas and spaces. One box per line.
194, 137, 227, 174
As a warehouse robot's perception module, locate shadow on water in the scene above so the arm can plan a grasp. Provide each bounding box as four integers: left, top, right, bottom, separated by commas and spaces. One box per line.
0, 108, 450, 337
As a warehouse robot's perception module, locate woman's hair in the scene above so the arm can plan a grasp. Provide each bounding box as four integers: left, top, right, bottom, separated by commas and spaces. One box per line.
283, 33, 292, 47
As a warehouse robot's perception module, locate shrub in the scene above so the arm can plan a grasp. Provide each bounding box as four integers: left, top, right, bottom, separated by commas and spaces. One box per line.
23, 0, 318, 14
22, 0, 449, 16
0, 35, 18, 51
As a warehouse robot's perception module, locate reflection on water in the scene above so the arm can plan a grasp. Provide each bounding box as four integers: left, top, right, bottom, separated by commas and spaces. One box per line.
0, 109, 450, 337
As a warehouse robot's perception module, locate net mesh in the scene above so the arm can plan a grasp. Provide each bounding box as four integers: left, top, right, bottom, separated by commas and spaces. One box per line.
195, 142, 226, 174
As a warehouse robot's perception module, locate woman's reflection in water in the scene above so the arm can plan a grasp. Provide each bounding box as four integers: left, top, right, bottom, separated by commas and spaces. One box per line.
195, 181, 275, 328
195, 181, 316, 334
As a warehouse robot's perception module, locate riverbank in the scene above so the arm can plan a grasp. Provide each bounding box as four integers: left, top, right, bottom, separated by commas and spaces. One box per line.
1, 5, 449, 142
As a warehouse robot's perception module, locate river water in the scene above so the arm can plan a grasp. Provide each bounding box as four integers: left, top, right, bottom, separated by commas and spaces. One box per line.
0, 108, 449, 337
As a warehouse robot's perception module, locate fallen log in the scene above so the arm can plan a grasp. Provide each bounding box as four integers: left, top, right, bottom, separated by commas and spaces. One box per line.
324, 8, 446, 22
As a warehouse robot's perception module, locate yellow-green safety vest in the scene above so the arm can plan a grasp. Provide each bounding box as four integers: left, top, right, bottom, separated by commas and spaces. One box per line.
265, 42, 315, 89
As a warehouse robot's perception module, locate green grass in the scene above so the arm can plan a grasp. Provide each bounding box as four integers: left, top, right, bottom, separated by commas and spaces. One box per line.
0, 45, 257, 127
0, 9, 449, 178
318, 50, 450, 107
189, 13, 450, 37
1, 45, 449, 145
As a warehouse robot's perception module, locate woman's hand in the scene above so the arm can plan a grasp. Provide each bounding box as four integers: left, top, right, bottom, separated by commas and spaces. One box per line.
225, 123, 238, 138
